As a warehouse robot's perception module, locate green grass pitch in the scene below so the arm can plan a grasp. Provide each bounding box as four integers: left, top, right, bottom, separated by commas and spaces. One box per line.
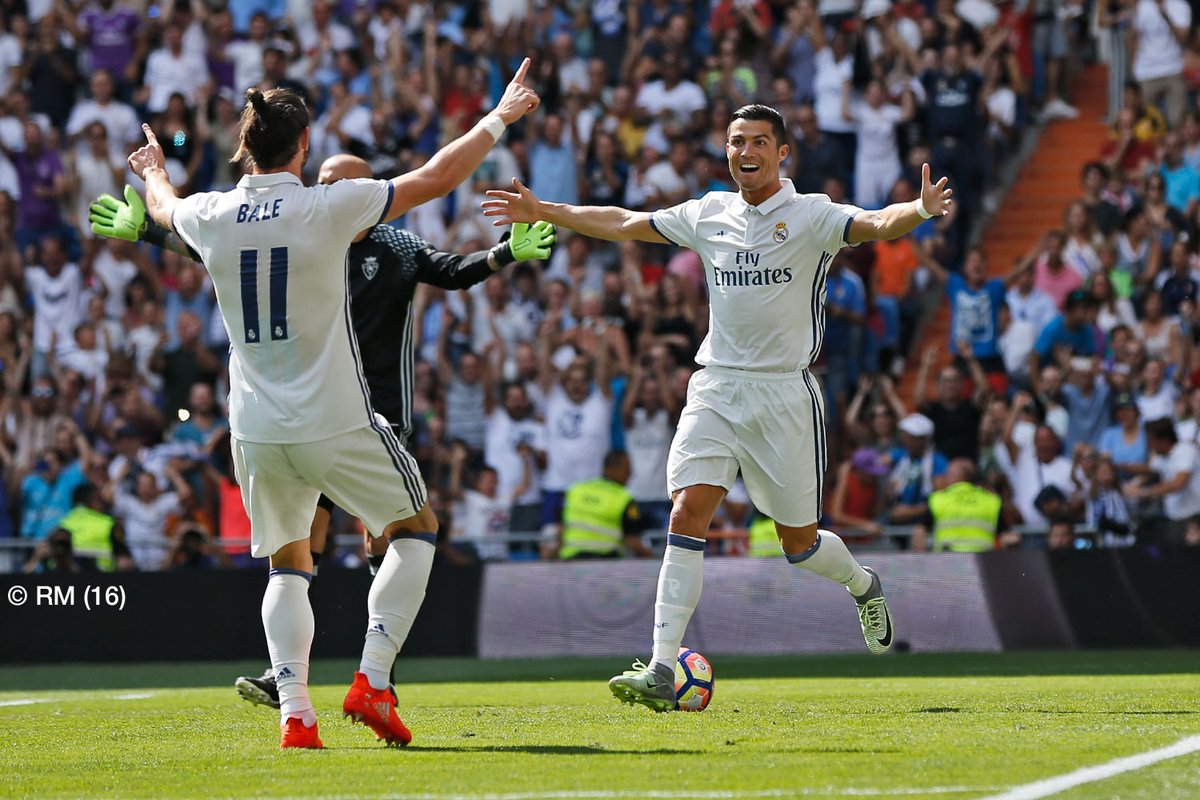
2, 651, 1198, 800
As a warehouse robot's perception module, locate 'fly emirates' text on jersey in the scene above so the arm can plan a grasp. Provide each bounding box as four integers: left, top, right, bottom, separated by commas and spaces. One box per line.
173, 172, 394, 443
650, 179, 860, 373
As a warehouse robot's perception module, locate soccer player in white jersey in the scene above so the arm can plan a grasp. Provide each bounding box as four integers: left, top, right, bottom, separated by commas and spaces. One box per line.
483, 104, 953, 711
126, 64, 539, 745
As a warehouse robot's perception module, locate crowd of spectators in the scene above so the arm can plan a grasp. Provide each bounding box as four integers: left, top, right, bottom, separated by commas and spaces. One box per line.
4, 0, 1199, 573
838, 0, 1200, 553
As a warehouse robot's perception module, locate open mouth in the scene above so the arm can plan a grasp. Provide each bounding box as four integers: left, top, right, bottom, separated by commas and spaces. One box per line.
739, 164, 761, 174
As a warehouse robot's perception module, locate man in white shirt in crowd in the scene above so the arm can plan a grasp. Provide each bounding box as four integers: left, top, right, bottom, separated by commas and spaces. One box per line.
1001, 392, 1077, 528
622, 347, 681, 530
65, 70, 140, 160
140, 21, 209, 114
24, 235, 83, 380
1132, 0, 1191, 126
483, 381, 545, 538
1132, 417, 1200, 544
537, 338, 614, 544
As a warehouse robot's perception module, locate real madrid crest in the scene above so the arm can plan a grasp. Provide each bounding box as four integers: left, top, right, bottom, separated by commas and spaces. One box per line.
362, 255, 379, 280
773, 222, 788, 243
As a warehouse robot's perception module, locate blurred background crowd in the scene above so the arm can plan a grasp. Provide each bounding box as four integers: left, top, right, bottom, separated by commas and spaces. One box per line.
4, 0, 1200, 574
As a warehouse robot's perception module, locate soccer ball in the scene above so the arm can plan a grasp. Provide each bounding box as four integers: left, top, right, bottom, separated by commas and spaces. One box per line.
674, 647, 715, 712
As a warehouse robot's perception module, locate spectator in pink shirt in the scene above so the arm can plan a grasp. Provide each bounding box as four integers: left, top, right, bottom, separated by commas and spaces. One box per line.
1029, 230, 1084, 309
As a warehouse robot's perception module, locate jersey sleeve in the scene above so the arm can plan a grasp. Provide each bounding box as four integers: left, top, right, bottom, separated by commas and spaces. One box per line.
170, 193, 207, 258
808, 195, 863, 253
649, 198, 703, 249
324, 177, 394, 234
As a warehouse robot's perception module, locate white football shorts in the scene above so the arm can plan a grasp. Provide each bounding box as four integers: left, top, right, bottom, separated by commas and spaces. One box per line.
667, 365, 826, 527
232, 414, 427, 557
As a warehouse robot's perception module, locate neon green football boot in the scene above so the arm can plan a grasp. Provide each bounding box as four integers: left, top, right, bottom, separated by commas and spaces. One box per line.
608, 660, 678, 712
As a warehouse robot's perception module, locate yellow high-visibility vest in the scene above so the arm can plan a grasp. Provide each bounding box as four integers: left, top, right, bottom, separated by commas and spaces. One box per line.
748, 516, 779, 557
928, 482, 1001, 553
560, 479, 633, 559
59, 506, 116, 570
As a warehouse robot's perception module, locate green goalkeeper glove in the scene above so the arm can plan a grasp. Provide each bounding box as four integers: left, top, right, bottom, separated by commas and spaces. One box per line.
509, 220, 556, 261
489, 220, 555, 270
89, 185, 146, 242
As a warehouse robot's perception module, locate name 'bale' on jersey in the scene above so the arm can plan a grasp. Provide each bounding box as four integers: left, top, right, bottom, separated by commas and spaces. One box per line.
172, 173, 394, 444
649, 179, 861, 374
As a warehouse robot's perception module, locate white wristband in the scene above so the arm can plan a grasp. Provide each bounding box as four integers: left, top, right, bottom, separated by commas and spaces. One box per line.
916, 201, 934, 220
480, 115, 506, 143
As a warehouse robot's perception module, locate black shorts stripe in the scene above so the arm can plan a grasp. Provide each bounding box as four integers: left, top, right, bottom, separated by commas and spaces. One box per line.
370, 417, 426, 510
808, 252, 831, 364
801, 369, 826, 520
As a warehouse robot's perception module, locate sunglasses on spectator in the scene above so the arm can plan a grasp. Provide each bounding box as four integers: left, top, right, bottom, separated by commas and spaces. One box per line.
32, 387, 54, 398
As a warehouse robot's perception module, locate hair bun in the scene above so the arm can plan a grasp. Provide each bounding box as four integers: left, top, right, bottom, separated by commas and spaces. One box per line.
245, 89, 267, 114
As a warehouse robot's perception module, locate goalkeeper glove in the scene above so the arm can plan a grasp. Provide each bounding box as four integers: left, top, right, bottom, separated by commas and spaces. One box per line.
488, 220, 555, 270
89, 185, 146, 242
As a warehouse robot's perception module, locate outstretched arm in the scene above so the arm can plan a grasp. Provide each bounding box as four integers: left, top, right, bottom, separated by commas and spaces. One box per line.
381, 59, 539, 222
482, 179, 668, 243
847, 163, 953, 245
414, 222, 556, 290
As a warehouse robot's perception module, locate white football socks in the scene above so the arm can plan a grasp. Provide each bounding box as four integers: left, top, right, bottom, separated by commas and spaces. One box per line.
650, 533, 705, 673
359, 533, 436, 690
262, 570, 316, 726
787, 529, 873, 597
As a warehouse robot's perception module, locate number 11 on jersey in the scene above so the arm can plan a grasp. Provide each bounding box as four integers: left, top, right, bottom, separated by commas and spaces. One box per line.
239, 247, 289, 343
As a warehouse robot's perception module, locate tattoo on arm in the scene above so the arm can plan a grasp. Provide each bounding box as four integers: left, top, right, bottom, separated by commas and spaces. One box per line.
144, 221, 200, 262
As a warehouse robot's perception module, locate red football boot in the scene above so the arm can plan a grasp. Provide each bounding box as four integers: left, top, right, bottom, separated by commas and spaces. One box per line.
342, 672, 412, 747
280, 717, 324, 749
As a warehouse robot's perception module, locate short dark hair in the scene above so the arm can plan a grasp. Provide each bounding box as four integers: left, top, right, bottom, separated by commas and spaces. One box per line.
1082, 161, 1108, 181
233, 88, 309, 170
730, 104, 787, 148
603, 450, 629, 471
1064, 288, 1096, 311
1145, 417, 1178, 444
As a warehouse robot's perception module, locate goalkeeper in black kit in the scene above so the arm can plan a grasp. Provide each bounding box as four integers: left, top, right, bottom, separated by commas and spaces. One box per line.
89, 154, 555, 708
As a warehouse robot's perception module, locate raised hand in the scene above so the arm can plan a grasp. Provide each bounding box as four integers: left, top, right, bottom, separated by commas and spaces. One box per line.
509, 220, 556, 261
89, 185, 147, 242
128, 123, 166, 180
493, 57, 540, 125
920, 162, 953, 218
482, 178, 542, 227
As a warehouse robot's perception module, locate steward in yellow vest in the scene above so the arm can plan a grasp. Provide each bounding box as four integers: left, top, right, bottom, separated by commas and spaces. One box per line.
747, 515, 779, 557
915, 459, 1002, 552
559, 451, 653, 559
57, 484, 131, 571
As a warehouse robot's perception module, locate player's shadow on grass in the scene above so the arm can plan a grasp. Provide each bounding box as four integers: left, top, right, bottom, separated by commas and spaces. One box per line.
403, 744, 700, 755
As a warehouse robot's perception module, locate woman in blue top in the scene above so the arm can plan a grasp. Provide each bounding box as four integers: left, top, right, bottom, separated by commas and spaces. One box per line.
1097, 393, 1150, 480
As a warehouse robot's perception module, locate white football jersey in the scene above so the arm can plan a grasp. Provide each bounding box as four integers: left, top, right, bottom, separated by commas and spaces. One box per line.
650, 179, 861, 373
173, 172, 393, 443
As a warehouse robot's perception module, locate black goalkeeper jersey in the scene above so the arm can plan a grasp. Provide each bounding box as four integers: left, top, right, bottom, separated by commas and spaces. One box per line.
346, 225, 493, 442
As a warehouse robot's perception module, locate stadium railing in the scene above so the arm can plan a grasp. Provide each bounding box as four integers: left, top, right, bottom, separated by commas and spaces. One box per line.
0, 525, 1070, 573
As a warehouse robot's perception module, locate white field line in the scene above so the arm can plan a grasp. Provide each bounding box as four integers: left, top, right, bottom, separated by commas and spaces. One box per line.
0, 697, 52, 707
270, 788, 997, 800
0, 692, 155, 707
978, 734, 1200, 800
